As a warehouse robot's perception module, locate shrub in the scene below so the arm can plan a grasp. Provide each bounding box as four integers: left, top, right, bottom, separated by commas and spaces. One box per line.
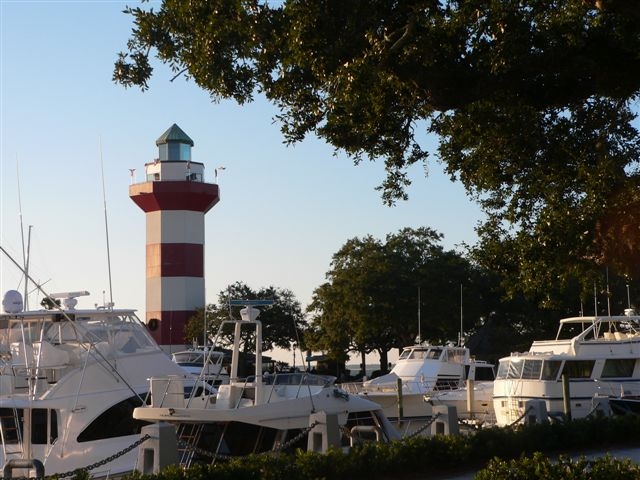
118, 415, 640, 480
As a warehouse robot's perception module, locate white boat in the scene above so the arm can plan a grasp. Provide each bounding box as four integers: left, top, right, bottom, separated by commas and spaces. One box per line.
133, 302, 400, 466
423, 380, 495, 425
341, 343, 496, 421
0, 289, 191, 479
171, 347, 229, 386
493, 309, 640, 426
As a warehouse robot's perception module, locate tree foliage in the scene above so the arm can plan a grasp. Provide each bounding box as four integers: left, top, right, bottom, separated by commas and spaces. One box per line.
114, 1, 640, 299
306, 227, 492, 370
185, 281, 306, 355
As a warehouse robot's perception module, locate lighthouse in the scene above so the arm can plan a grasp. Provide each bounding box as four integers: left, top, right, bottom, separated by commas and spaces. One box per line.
129, 124, 219, 347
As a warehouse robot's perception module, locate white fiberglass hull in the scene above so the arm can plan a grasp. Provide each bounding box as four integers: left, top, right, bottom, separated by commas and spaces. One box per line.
493, 378, 625, 426
355, 391, 433, 419
134, 386, 383, 429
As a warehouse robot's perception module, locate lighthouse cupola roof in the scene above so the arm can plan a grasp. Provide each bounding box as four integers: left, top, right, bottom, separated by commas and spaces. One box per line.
156, 123, 194, 162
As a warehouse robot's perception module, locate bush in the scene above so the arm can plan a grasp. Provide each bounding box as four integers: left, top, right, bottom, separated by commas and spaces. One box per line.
118, 415, 640, 480
475, 452, 640, 480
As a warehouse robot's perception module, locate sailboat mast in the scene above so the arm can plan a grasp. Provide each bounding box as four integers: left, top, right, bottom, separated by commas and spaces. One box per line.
417, 286, 421, 343
459, 284, 464, 346
16, 157, 30, 308
99, 137, 114, 306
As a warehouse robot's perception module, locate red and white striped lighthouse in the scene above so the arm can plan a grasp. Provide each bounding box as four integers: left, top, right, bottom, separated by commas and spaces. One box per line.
129, 124, 219, 346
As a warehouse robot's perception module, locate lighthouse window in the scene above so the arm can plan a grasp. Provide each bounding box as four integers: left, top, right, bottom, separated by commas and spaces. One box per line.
180, 143, 191, 161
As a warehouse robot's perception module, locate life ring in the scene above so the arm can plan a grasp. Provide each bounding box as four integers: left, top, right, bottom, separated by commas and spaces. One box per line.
147, 318, 159, 331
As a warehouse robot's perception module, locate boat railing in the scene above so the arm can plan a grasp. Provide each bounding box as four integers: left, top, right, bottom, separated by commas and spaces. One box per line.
341, 378, 464, 395
257, 372, 335, 405
148, 372, 335, 409
594, 379, 640, 399
431, 379, 467, 391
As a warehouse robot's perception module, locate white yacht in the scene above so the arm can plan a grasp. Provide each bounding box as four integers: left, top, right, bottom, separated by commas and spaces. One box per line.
0, 289, 190, 479
423, 379, 495, 425
133, 301, 400, 466
341, 343, 495, 421
493, 309, 640, 426
171, 347, 229, 386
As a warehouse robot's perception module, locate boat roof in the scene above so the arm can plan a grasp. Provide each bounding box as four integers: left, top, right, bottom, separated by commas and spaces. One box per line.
401, 342, 463, 351
1, 308, 137, 320
559, 315, 640, 324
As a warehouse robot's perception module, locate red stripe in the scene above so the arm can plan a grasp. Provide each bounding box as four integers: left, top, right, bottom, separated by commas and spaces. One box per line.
146, 310, 194, 345
147, 243, 203, 277
130, 181, 219, 212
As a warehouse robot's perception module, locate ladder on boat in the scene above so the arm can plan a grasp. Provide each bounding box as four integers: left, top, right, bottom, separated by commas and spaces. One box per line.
0, 409, 23, 461
177, 423, 204, 466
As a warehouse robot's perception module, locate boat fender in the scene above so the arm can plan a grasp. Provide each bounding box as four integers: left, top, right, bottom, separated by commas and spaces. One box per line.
148, 318, 159, 331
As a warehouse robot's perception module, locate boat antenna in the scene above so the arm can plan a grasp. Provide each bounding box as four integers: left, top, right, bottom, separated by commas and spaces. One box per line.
203, 302, 208, 347
99, 137, 114, 307
417, 286, 421, 344
606, 267, 611, 317
593, 282, 598, 316
16, 157, 30, 308
459, 283, 464, 347
627, 280, 632, 310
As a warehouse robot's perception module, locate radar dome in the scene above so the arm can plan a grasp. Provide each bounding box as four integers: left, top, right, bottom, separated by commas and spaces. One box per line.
240, 306, 260, 322
2, 290, 24, 314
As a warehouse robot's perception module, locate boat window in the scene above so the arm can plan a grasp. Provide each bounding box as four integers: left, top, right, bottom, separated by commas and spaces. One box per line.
0, 408, 57, 445
557, 321, 592, 340
474, 365, 496, 381
398, 350, 411, 360
32, 408, 58, 444
496, 360, 509, 379
521, 359, 542, 379
77, 394, 150, 442
601, 359, 636, 378
426, 348, 442, 360
507, 359, 524, 379
409, 350, 421, 359
541, 360, 562, 380
445, 349, 466, 364
561, 360, 595, 379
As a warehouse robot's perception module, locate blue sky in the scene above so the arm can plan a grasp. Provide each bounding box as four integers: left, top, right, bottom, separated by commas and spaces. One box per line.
0, 1, 484, 362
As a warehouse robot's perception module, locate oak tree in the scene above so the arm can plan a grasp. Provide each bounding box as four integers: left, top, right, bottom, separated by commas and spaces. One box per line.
305, 227, 487, 371
115, 1, 640, 299
185, 281, 306, 356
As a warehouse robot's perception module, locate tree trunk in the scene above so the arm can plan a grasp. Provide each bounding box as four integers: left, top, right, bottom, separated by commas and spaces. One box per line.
378, 349, 389, 373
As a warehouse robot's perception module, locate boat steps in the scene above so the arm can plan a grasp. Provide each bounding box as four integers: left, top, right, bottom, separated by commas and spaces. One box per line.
0, 410, 23, 461
176, 423, 204, 466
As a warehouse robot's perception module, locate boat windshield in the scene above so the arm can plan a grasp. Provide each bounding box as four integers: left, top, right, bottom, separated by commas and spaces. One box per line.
1, 311, 159, 360
399, 347, 442, 360
496, 358, 562, 381
259, 372, 335, 387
